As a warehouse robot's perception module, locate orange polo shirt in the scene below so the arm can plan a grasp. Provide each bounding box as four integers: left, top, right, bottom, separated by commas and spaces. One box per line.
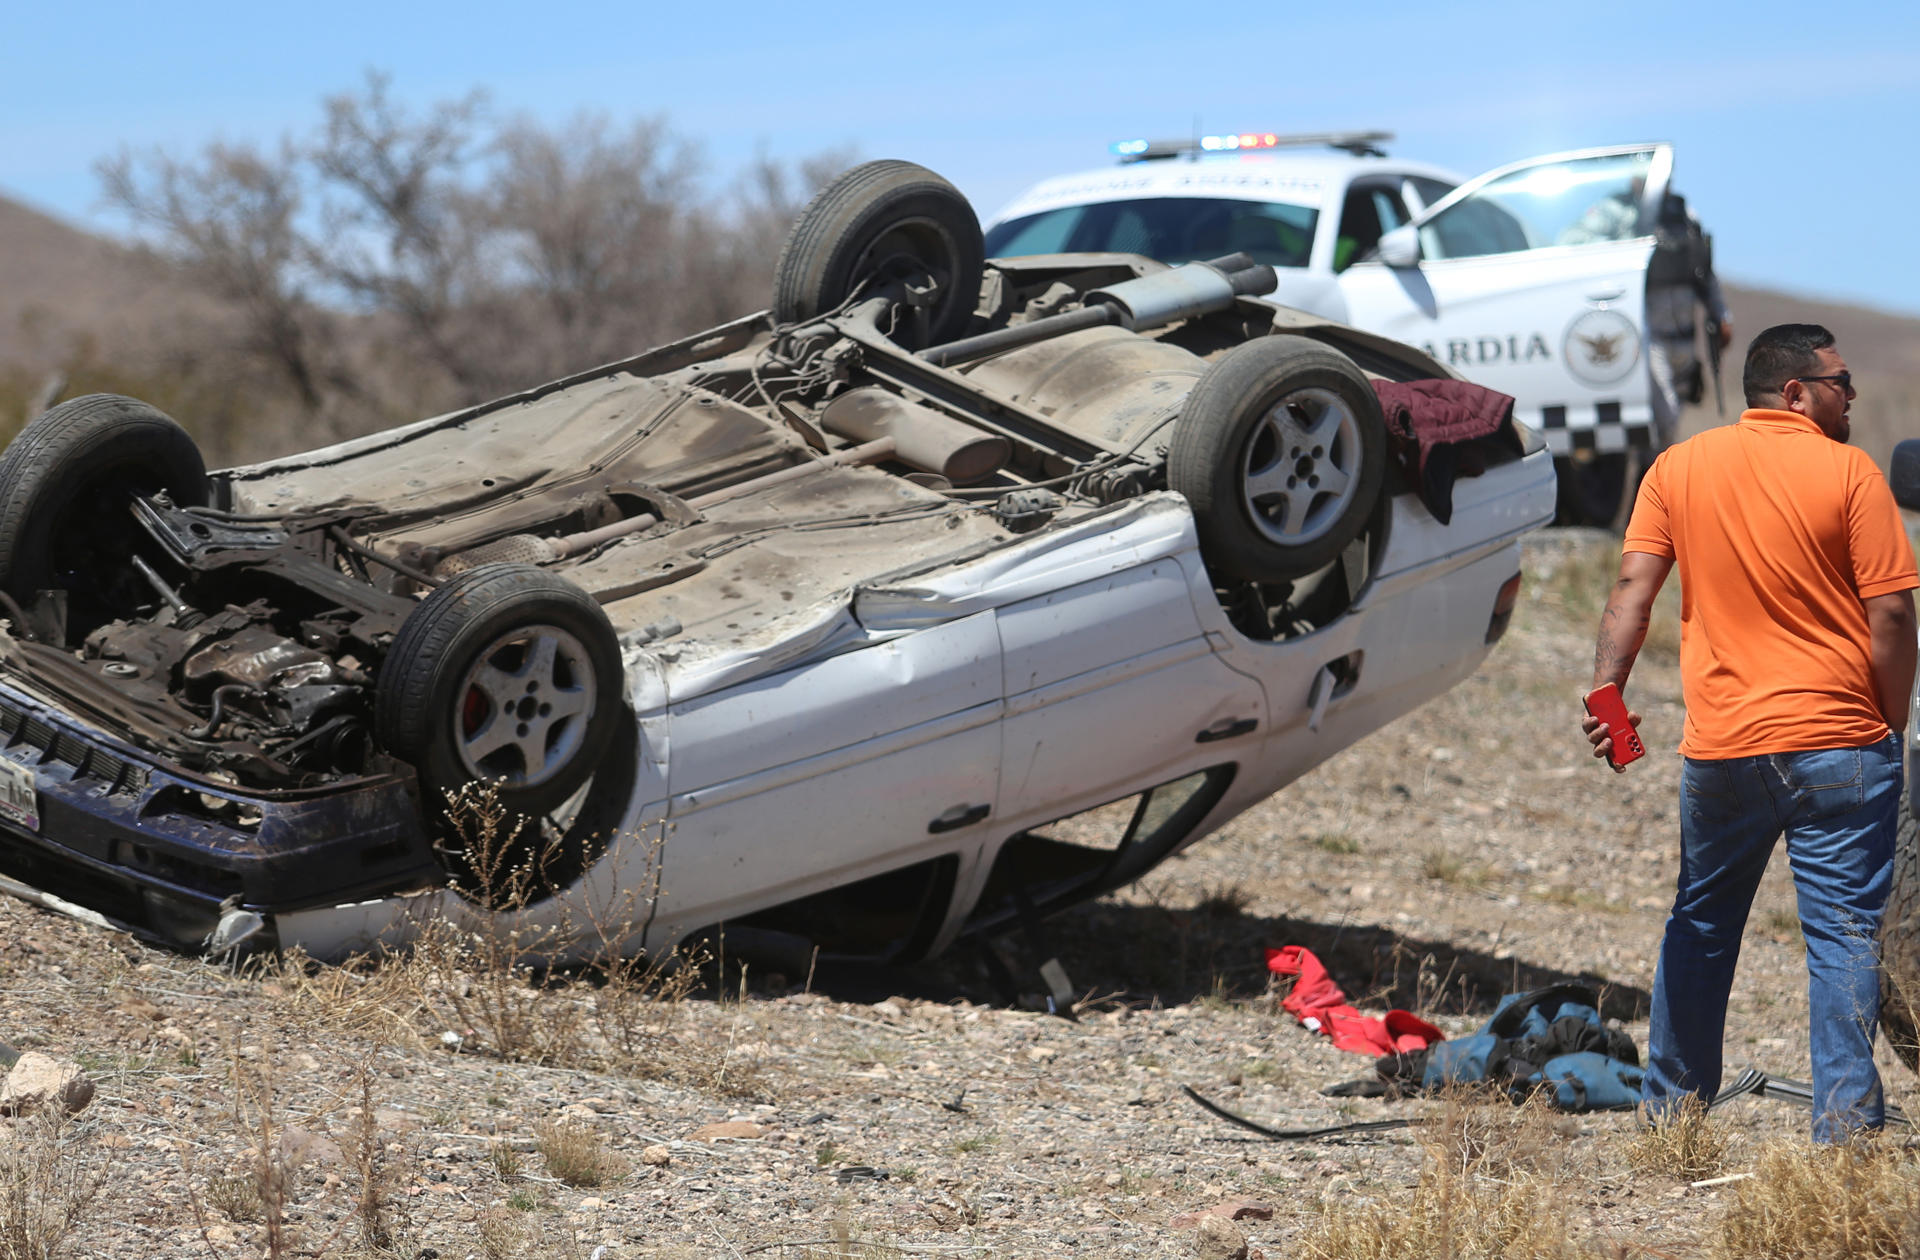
1623, 409, 1918, 759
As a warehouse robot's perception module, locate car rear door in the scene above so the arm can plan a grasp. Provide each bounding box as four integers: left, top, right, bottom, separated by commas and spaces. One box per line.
1334, 144, 1673, 460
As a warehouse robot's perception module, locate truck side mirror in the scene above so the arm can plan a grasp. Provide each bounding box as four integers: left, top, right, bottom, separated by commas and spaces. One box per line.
1891, 440, 1920, 511
1376, 225, 1420, 268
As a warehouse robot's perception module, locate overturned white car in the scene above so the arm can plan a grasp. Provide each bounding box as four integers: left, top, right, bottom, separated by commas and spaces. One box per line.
0, 161, 1555, 964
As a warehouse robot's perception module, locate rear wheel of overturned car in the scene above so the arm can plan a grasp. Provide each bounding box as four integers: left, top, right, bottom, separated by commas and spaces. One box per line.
0, 393, 208, 642
1168, 336, 1388, 582
376, 563, 627, 897
773, 159, 984, 351
1880, 802, 1919, 1075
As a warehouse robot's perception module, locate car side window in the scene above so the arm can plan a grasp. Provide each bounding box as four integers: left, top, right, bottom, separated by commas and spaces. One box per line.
1417, 150, 1656, 261
1334, 188, 1383, 273
1404, 176, 1455, 214
1334, 183, 1411, 271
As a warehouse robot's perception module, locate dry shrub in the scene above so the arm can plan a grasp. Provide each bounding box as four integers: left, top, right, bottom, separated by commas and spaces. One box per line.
203, 1172, 263, 1224
790, 1216, 920, 1258
1423, 1088, 1578, 1181
0, 1109, 105, 1260
399, 783, 706, 1072
1301, 1093, 1604, 1260
487, 1138, 522, 1182
1713, 1137, 1920, 1259
1626, 1094, 1725, 1181
474, 1208, 594, 1260
347, 1066, 400, 1252
258, 782, 720, 1090
213, 1046, 296, 1259
532, 1118, 626, 1189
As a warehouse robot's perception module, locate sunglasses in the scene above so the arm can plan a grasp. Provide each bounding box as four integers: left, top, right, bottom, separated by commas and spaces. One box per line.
1792, 371, 1853, 392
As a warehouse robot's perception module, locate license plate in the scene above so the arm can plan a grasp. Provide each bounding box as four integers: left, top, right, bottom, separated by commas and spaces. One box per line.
0, 754, 38, 832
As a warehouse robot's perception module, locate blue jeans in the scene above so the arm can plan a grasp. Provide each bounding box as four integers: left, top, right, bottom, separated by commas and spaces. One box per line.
1643, 733, 1901, 1142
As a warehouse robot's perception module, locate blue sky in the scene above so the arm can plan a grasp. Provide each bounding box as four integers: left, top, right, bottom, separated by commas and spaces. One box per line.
5, 0, 1918, 314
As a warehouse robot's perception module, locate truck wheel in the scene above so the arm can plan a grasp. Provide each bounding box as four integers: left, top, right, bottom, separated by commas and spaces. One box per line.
1880, 802, 1919, 1075
773, 160, 983, 350
0, 394, 208, 642
1168, 336, 1387, 582
376, 564, 626, 882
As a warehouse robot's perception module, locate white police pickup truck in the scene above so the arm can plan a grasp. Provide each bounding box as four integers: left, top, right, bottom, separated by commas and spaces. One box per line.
986, 133, 1679, 525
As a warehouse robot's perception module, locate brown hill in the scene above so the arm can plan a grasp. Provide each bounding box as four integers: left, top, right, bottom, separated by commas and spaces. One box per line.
0, 192, 193, 374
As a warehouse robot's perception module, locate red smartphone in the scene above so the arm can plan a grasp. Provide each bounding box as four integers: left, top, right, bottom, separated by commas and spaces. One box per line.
1583, 683, 1645, 769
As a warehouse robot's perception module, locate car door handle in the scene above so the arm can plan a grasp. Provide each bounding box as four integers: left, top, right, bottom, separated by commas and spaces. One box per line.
1196, 717, 1258, 743
1586, 285, 1626, 303
928, 803, 991, 834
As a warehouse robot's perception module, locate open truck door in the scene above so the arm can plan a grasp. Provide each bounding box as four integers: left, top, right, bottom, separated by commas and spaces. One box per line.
1335, 144, 1673, 525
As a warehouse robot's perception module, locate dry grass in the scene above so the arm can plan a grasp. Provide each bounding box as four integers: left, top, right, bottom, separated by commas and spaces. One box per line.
487, 1138, 523, 1182
1299, 1092, 1617, 1260
532, 1118, 626, 1189
1301, 1096, 1602, 1259
1627, 1094, 1726, 1181
0, 1110, 105, 1260
1531, 533, 1681, 666
265, 781, 721, 1095
1712, 1136, 1920, 1259
1421, 850, 1493, 888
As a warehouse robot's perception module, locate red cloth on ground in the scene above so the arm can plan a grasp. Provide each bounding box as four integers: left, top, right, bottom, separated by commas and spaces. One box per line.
1265, 945, 1445, 1057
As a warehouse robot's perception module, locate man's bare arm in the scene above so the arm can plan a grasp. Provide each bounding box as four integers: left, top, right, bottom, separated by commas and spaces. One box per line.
1864, 589, 1917, 733
1590, 551, 1674, 693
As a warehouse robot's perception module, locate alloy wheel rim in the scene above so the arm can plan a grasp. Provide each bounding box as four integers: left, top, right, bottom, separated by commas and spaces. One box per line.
452, 624, 596, 789
1240, 386, 1363, 547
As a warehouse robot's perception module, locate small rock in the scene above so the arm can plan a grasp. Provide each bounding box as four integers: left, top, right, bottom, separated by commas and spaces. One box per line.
0, 1053, 93, 1116
1194, 1215, 1249, 1260
871, 1001, 904, 1018
577, 1096, 618, 1114
1103, 1171, 1124, 1188
689, 1121, 764, 1142
641, 1144, 672, 1167
1025, 1046, 1060, 1062
577, 1197, 606, 1210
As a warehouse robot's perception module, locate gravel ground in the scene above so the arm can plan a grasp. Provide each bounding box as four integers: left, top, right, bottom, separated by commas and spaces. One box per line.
0, 530, 1914, 1260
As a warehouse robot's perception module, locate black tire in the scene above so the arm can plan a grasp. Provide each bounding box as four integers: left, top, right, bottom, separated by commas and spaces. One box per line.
773, 160, 984, 350
1552, 452, 1630, 528
1167, 336, 1387, 582
0, 394, 208, 640
375, 564, 625, 828
1880, 802, 1919, 1075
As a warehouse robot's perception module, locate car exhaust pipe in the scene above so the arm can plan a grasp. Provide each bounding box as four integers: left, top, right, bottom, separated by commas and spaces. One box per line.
819, 388, 1009, 484
919, 254, 1276, 369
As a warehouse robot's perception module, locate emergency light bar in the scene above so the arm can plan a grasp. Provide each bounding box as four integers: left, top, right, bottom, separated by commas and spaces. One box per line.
1111, 130, 1394, 163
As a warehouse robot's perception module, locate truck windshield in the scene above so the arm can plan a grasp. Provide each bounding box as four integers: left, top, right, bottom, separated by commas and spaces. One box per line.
985, 197, 1318, 269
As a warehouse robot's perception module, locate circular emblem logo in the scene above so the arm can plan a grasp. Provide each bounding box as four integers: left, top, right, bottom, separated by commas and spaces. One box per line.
1562, 308, 1641, 386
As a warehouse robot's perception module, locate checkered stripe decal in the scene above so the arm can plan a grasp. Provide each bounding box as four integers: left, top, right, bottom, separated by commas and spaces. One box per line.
1533, 401, 1653, 456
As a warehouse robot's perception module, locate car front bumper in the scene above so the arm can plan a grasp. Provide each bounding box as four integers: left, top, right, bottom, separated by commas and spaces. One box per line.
0, 679, 442, 950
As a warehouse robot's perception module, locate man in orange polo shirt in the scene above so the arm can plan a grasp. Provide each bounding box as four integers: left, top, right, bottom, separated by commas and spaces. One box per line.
1582, 323, 1917, 1141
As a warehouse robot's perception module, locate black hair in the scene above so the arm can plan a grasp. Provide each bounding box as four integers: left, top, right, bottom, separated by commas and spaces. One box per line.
1743, 323, 1835, 406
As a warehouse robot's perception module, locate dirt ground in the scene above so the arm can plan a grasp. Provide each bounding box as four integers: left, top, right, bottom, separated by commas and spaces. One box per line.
0, 527, 1914, 1260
